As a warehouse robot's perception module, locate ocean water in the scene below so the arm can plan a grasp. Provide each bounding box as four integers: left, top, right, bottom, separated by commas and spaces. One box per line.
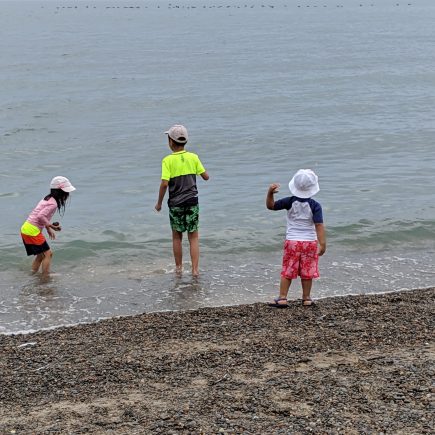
1, 0, 434, 334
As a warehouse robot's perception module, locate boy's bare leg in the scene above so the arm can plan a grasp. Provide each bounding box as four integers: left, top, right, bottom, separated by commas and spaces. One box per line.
188, 231, 199, 277
40, 250, 53, 277
277, 276, 292, 304
172, 231, 183, 273
31, 253, 44, 273
301, 278, 313, 305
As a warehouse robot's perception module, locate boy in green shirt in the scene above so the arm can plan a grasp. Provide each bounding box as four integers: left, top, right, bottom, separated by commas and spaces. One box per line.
155, 125, 209, 277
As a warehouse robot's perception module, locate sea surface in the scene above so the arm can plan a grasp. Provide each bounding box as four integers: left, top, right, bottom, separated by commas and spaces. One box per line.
1, 0, 435, 334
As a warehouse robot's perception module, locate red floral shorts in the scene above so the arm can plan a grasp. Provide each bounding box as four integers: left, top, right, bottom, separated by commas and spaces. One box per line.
281, 240, 319, 280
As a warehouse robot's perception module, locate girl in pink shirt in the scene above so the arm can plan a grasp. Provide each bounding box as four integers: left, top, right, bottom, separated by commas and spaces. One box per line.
21, 176, 76, 276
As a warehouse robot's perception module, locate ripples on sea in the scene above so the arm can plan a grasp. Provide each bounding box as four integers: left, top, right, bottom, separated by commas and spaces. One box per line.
1, 0, 434, 333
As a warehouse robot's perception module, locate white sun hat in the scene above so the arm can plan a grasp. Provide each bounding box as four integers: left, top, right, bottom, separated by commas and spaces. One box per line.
165, 124, 188, 144
288, 169, 319, 198
50, 176, 76, 192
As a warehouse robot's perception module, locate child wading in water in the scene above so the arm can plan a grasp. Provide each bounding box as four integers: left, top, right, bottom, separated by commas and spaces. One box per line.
266, 169, 326, 308
20, 176, 76, 276
155, 124, 209, 276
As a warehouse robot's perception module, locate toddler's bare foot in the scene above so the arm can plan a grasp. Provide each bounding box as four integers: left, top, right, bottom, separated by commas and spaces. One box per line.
302, 298, 315, 307
192, 268, 199, 277
269, 297, 289, 308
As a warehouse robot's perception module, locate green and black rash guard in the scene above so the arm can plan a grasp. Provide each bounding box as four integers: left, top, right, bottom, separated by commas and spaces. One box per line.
161, 150, 206, 207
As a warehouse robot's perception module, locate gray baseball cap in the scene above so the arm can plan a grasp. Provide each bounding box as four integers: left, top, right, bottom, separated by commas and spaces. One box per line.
165, 124, 188, 144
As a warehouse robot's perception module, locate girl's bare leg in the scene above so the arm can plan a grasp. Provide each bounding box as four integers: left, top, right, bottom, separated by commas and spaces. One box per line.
188, 231, 199, 276
31, 254, 44, 273
301, 278, 313, 305
172, 231, 183, 273
40, 250, 53, 277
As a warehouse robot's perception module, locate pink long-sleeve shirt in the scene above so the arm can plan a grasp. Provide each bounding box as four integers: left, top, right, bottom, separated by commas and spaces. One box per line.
26, 197, 57, 230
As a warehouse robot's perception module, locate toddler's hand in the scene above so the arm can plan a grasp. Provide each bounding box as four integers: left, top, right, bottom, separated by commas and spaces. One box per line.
269, 183, 280, 194
318, 243, 326, 256
154, 203, 162, 212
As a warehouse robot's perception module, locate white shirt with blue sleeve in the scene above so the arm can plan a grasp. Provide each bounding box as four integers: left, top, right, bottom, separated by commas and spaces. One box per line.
273, 196, 323, 242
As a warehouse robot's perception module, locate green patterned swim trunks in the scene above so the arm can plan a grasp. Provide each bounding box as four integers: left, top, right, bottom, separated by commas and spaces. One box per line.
169, 205, 199, 233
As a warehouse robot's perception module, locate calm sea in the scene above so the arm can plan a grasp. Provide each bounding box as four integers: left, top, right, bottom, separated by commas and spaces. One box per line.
1, 0, 434, 333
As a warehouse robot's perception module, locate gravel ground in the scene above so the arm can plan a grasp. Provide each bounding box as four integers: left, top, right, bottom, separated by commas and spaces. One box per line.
0, 288, 434, 434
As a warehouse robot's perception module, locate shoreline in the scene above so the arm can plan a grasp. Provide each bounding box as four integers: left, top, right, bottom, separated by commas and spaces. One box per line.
1, 286, 429, 337
1, 288, 434, 433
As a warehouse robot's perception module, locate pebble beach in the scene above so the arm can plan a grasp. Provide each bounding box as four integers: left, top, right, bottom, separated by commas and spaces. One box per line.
1, 288, 434, 434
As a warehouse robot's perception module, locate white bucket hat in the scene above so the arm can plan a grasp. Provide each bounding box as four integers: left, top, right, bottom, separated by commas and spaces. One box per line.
288, 169, 319, 198
165, 124, 188, 144
50, 176, 76, 192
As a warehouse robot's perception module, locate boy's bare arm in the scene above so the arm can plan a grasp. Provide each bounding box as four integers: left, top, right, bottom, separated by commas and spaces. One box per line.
315, 223, 326, 256
200, 171, 209, 181
155, 180, 169, 211
266, 184, 280, 210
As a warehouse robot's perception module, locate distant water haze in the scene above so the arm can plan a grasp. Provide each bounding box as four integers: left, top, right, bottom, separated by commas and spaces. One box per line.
1, 0, 434, 333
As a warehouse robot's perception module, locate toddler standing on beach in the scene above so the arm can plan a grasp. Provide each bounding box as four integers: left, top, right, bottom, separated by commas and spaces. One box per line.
155, 125, 209, 276
20, 176, 76, 277
266, 169, 326, 308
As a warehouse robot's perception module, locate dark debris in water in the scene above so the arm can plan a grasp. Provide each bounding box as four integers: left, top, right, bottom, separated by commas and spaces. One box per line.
51, 3, 415, 11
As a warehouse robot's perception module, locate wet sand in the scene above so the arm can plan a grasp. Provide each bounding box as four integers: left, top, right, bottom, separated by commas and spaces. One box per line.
1, 288, 433, 434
